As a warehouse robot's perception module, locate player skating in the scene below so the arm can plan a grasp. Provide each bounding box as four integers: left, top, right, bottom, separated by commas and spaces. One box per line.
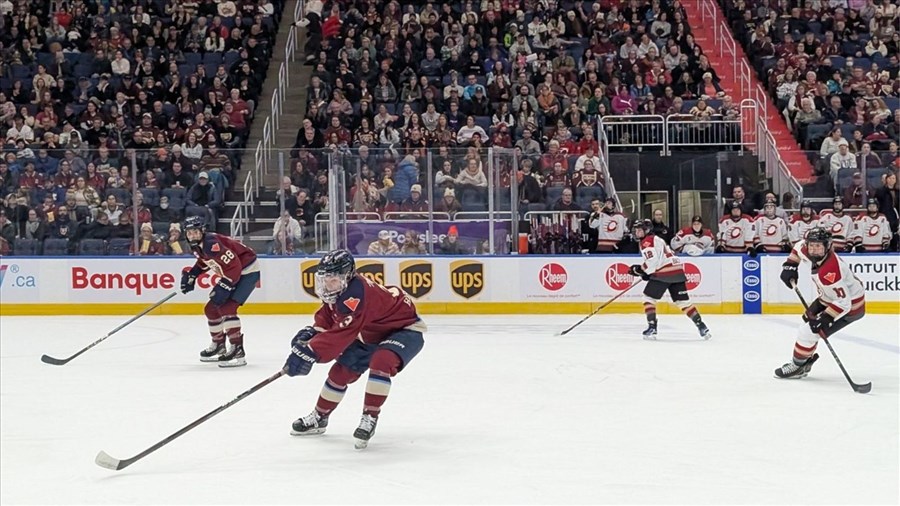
284, 249, 426, 449
776, 228, 865, 379
628, 219, 711, 340
181, 215, 260, 367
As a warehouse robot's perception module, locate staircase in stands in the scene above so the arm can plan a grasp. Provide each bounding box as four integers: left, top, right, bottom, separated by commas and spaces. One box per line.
682, 0, 816, 182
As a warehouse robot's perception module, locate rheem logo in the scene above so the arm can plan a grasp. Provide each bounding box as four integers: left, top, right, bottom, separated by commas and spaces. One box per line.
539, 263, 568, 291
450, 260, 484, 299
684, 262, 702, 290
605, 263, 634, 290
399, 261, 432, 298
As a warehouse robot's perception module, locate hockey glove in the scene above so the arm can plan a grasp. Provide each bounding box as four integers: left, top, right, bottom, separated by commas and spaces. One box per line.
181, 267, 202, 294
285, 343, 318, 377
210, 278, 235, 306
854, 244, 866, 253
292, 326, 320, 346
781, 242, 792, 253
628, 264, 650, 281
807, 312, 834, 336
747, 246, 758, 258
780, 261, 799, 289
882, 242, 890, 251
715, 243, 725, 253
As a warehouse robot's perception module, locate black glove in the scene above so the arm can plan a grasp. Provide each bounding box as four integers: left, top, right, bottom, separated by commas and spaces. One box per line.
781, 242, 792, 253
210, 278, 235, 305
715, 244, 725, 253
882, 242, 890, 251
808, 312, 833, 335
747, 246, 758, 258
629, 264, 650, 281
285, 341, 318, 377
854, 244, 865, 253
780, 261, 799, 289
755, 244, 766, 254
293, 326, 319, 344
181, 266, 201, 294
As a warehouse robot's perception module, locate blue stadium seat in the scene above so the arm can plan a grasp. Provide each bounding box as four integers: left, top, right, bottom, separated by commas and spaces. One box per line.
185, 205, 208, 218
184, 53, 202, 66
576, 186, 606, 202
107, 238, 133, 256
42, 239, 70, 256
140, 188, 160, 207
546, 186, 564, 203
152, 221, 170, 235
162, 188, 186, 211
13, 238, 39, 256
78, 239, 108, 256
105, 188, 131, 206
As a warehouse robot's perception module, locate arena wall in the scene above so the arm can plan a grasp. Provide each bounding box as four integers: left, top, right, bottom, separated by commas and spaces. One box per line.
0, 255, 897, 316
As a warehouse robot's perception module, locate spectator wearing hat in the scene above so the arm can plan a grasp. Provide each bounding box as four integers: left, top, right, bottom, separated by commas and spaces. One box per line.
368, 229, 400, 255
400, 183, 429, 216
131, 222, 165, 255
671, 216, 715, 256
436, 187, 462, 218
440, 225, 469, 255
187, 171, 222, 227
166, 223, 190, 255
842, 172, 868, 208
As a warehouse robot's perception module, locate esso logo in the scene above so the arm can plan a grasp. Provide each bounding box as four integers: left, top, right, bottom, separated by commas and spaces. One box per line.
730, 227, 743, 238
743, 275, 760, 286
766, 224, 778, 236
605, 263, 634, 290
744, 291, 760, 302
683, 262, 702, 291
539, 263, 568, 291
743, 259, 759, 270
607, 221, 618, 232
868, 225, 880, 237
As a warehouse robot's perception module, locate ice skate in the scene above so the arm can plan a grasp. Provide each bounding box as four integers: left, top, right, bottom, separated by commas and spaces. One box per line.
642, 321, 658, 340
775, 353, 819, 379
291, 410, 329, 436
697, 322, 712, 340
199, 341, 226, 362
217, 344, 246, 368
353, 414, 378, 450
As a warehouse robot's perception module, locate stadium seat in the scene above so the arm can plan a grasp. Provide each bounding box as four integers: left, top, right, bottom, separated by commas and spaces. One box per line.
152, 221, 170, 235
78, 239, 107, 256
13, 238, 39, 256
162, 188, 187, 210
576, 186, 606, 202
42, 239, 70, 256
105, 188, 131, 206
140, 188, 160, 207
107, 238, 133, 256
546, 186, 564, 203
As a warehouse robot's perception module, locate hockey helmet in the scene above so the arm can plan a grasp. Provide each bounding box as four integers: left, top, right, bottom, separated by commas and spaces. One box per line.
632, 218, 652, 237
729, 200, 742, 215
805, 227, 832, 262
763, 200, 776, 217
183, 215, 207, 246
315, 249, 356, 304
832, 196, 844, 212
866, 197, 879, 213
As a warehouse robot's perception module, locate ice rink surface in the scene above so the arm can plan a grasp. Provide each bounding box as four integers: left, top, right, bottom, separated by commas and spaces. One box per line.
1, 313, 898, 505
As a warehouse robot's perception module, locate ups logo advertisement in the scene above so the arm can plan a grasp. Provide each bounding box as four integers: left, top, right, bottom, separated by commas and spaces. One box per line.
300, 260, 318, 298
450, 260, 484, 299
356, 261, 385, 285
399, 261, 433, 298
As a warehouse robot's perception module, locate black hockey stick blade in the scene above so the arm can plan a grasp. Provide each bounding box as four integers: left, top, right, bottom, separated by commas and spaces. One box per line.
40, 292, 178, 366
791, 284, 872, 394
95, 369, 286, 471
555, 281, 641, 336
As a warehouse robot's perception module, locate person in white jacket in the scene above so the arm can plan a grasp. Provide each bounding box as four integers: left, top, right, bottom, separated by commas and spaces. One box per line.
272, 211, 303, 255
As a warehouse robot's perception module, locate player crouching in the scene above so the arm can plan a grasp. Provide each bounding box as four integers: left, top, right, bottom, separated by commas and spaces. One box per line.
629, 219, 711, 340
284, 249, 426, 449
181, 216, 260, 367
776, 228, 865, 379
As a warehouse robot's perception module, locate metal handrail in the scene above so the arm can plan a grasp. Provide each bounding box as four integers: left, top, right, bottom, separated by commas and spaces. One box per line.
523, 211, 589, 221
454, 212, 514, 220
383, 212, 452, 221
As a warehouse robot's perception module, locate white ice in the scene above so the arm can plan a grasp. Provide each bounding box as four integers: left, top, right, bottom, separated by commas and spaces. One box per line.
1, 314, 898, 505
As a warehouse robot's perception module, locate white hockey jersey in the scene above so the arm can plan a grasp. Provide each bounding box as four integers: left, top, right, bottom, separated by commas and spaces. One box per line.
789, 240, 865, 321
638, 234, 686, 282
754, 215, 790, 252
788, 214, 819, 244
589, 211, 628, 252
851, 213, 892, 251
716, 215, 755, 252
817, 210, 855, 251
671, 226, 715, 256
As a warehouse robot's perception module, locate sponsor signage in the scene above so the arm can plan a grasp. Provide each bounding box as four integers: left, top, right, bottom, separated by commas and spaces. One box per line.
539, 263, 568, 292
450, 260, 484, 299
399, 261, 433, 298
357, 261, 385, 285
300, 260, 318, 298
742, 256, 762, 314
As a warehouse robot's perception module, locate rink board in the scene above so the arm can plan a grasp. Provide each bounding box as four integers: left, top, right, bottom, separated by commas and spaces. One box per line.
0, 255, 897, 315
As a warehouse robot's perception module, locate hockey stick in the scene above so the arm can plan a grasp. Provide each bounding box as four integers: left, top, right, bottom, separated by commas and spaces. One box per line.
41, 292, 178, 366
96, 368, 286, 471
556, 281, 642, 336
791, 284, 871, 394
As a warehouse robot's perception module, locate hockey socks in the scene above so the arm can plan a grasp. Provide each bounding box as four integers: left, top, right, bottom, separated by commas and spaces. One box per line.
207, 317, 226, 343
793, 342, 817, 365
643, 302, 657, 322
363, 372, 391, 416
315, 380, 348, 415
223, 316, 242, 345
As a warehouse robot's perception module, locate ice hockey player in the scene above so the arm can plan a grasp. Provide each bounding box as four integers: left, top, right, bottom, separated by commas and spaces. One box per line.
588, 196, 627, 252
671, 215, 715, 256
817, 196, 855, 252
788, 200, 819, 244
850, 198, 892, 252
716, 201, 755, 254
776, 228, 865, 379
180, 215, 260, 367
284, 249, 426, 449
628, 219, 712, 340
754, 201, 791, 253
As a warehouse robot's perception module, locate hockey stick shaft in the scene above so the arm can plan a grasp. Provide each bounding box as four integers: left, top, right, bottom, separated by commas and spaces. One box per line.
41, 291, 179, 365
557, 281, 641, 336
96, 369, 286, 471
791, 284, 871, 394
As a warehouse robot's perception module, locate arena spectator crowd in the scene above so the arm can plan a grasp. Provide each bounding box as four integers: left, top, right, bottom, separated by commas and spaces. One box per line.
0, 0, 283, 255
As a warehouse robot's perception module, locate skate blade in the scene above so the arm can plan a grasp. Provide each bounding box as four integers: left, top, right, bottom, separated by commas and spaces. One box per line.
218, 358, 247, 368
200, 355, 224, 362
701, 332, 712, 340
354, 438, 369, 450
290, 428, 327, 436
642, 334, 657, 341
774, 372, 809, 380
